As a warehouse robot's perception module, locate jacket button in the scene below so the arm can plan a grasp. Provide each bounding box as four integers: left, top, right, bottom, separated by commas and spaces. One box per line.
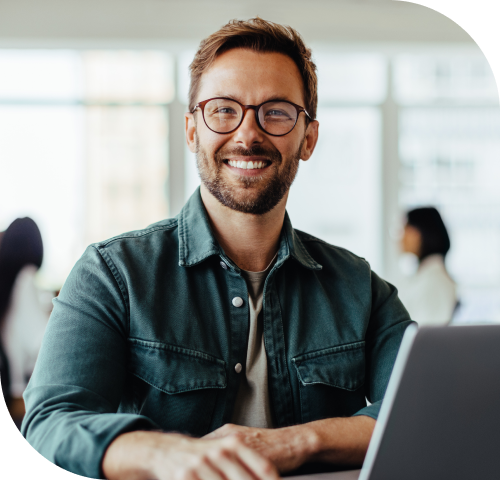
232, 297, 244, 307
234, 363, 242, 374
220, 261, 228, 270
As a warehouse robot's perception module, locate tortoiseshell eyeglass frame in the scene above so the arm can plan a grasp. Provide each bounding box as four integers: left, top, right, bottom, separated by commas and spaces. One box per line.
191, 97, 312, 136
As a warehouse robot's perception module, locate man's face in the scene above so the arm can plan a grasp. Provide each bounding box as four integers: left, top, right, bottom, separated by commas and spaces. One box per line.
186, 48, 319, 215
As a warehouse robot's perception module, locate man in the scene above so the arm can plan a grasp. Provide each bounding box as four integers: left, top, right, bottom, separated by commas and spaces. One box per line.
22, 18, 413, 480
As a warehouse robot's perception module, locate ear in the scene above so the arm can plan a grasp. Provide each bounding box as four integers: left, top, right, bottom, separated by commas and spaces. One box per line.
185, 112, 197, 153
300, 120, 319, 161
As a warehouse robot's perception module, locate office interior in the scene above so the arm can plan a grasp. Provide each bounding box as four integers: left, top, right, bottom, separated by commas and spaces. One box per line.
2, 4, 500, 478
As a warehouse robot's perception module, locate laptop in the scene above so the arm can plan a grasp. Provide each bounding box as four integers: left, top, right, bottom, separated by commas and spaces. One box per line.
289, 323, 500, 480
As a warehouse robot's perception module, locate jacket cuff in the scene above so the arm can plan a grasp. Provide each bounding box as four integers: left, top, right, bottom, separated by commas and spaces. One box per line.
352, 400, 381, 421
53, 414, 159, 479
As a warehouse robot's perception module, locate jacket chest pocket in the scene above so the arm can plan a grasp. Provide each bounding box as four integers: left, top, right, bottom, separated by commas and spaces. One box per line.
127, 339, 226, 436
292, 341, 367, 423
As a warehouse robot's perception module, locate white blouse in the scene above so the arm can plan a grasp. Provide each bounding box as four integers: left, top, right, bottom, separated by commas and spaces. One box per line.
398, 254, 457, 327
1, 265, 49, 397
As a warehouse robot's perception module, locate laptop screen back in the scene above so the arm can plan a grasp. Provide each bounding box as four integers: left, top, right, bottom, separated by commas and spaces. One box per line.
361, 325, 500, 480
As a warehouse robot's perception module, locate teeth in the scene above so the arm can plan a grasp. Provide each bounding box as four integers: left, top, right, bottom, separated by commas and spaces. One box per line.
228, 160, 266, 169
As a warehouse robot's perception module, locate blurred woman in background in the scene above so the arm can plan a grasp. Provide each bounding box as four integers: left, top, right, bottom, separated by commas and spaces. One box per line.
398, 207, 457, 326
0, 217, 48, 426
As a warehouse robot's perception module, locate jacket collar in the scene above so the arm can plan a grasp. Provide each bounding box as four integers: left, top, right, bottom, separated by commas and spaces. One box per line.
280, 211, 322, 271
177, 187, 322, 271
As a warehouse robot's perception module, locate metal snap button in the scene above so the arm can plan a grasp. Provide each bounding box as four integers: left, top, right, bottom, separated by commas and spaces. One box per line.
234, 363, 242, 374
232, 297, 244, 307
220, 261, 228, 270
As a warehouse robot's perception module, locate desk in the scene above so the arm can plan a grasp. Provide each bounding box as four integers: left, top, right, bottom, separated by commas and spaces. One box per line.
287, 469, 361, 480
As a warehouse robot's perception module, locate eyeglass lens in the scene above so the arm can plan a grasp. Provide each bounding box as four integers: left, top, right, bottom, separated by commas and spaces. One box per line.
203, 99, 298, 135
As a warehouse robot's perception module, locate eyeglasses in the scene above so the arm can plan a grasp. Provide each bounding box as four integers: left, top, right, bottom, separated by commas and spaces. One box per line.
191, 97, 311, 137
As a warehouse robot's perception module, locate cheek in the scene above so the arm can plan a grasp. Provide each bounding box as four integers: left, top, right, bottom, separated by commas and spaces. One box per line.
282, 131, 307, 156
272, 138, 301, 159
196, 127, 228, 153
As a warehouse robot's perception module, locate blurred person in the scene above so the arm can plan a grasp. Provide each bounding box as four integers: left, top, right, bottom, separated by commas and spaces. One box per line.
0, 232, 10, 400
398, 207, 457, 326
22, 18, 413, 480
0, 217, 48, 426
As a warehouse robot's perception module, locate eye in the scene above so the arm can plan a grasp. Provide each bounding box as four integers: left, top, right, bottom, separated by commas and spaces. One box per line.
266, 109, 288, 117
217, 107, 237, 115
264, 108, 294, 122
207, 105, 239, 117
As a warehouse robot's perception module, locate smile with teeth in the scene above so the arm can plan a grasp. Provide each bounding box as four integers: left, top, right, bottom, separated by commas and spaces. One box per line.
226, 159, 269, 170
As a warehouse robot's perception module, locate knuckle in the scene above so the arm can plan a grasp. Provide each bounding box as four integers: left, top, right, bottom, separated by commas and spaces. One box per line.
197, 454, 210, 467
212, 447, 230, 460
184, 467, 198, 479
232, 432, 245, 442
228, 435, 244, 448
262, 460, 276, 474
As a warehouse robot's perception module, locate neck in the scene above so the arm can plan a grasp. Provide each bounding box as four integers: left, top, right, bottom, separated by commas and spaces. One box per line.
200, 184, 287, 272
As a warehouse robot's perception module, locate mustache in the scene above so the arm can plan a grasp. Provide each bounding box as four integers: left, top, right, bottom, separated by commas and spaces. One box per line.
214, 145, 282, 164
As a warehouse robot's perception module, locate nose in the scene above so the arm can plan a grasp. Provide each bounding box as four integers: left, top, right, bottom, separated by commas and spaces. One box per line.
232, 107, 265, 148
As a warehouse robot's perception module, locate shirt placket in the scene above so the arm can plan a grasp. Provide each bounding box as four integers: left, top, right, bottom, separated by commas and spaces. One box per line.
218, 256, 252, 425
262, 262, 296, 427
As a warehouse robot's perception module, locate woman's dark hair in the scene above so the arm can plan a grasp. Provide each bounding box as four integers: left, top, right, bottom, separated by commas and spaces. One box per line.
406, 207, 451, 261
0, 217, 43, 402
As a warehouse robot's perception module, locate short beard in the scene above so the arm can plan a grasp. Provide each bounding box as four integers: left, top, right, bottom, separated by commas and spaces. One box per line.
195, 137, 304, 215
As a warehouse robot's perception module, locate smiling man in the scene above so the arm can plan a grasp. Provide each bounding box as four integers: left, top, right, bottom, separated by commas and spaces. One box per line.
22, 18, 413, 480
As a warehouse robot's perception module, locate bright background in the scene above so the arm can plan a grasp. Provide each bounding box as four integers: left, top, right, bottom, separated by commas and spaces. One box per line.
1, 0, 500, 477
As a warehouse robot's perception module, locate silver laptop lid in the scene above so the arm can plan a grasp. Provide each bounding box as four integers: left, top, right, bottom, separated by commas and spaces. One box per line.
360, 324, 500, 480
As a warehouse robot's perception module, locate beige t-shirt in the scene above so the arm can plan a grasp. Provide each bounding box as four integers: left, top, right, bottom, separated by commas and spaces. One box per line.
231, 262, 274, 428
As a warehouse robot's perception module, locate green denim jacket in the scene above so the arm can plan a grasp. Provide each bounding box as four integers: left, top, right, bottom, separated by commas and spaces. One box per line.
22, 188, 413, 479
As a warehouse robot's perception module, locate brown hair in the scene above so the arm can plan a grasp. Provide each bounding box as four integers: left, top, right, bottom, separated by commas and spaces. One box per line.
188, 17, 318, 121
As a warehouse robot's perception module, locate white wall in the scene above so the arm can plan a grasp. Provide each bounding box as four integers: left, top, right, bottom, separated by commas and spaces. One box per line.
0, 0, 472, 45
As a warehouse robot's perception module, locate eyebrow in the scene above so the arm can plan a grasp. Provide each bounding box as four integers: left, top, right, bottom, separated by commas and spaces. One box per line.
211, 94, 295, 105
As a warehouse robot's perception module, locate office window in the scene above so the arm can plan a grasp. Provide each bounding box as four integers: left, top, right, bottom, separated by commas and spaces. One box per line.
393, 52, 498, 104
288, 53, 385, 273
0, 50, 172, 289
315, 52, 387, 104
287, 107, 382, 272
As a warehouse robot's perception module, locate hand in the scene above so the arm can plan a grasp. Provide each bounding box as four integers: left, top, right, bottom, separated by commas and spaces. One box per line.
151, 434, 279, 480
102, 430, 280, 480
203, 416, 376, 473
203, 424, 315, 473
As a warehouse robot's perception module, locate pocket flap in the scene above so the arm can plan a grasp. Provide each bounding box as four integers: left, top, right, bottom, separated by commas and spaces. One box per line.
128, 339, 227, 394
292, 341, 365, 391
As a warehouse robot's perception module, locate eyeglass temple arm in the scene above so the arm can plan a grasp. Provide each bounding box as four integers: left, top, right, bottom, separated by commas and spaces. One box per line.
191, 103, 202, 114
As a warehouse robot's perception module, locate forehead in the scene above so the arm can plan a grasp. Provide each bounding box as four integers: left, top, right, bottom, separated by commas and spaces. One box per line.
197, 48, 305, 105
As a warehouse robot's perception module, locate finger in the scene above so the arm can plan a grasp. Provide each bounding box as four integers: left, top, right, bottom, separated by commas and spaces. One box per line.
203, 424, 237, 440
193, 460, 226, 480
209, 451, 256, 480
234, 444, 279, 480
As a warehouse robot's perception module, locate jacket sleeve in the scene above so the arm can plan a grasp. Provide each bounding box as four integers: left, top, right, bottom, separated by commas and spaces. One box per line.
353, 270, 415, 420
21, 245, 158, 479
